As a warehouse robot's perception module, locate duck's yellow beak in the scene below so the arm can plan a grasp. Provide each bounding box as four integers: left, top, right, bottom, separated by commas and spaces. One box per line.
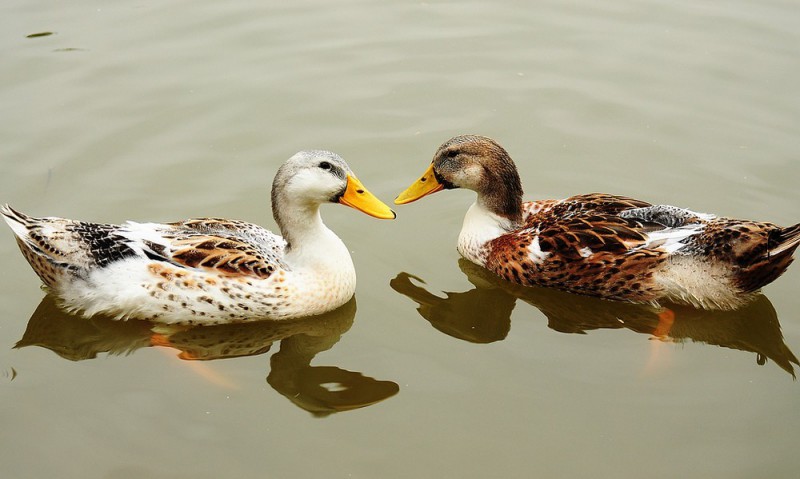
394, 163, 443, 205
339, 175, 396, 219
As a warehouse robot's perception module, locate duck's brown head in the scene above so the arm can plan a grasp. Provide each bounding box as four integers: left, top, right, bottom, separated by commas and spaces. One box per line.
395, 135, 523, 222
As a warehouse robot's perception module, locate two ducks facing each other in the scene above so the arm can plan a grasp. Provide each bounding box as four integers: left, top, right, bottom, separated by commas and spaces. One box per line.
4, 135, 799, 325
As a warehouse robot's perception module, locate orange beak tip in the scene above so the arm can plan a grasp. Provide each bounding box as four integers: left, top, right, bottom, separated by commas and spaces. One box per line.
395, 164, 443, 205
339, 174, 396, 220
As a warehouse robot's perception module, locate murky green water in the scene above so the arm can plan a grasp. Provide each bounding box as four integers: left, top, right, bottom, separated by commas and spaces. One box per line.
1, 1, 799, 478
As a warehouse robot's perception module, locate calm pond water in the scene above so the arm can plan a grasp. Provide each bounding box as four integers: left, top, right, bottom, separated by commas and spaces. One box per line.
1, 1, 799, 478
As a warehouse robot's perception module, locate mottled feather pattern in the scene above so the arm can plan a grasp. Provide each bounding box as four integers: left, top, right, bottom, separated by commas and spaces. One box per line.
532, 193, 651, 218
620, 204, 711, 228
679, 219, 800, 293
483, 195, 799, 307
2, 207, 287, 282
484, 194, 668, 303
67, 222, 139, 267
2, 211, 335, 324
0, 205, 105, 285
162, 218, 287, 279
420, 134, 799, 310
2, 150, 396, 324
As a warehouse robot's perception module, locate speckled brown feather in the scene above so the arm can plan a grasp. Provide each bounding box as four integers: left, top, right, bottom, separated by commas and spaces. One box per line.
2, 205, 287, 283
485, 194, 668, 303
169, 234, 279, 278
2, 149, 389, 323
158, 217, 287, 280
680, 219, 800, 293
1, 205, 108, 286
487, 199, 800, 305
421, 135, 800, 310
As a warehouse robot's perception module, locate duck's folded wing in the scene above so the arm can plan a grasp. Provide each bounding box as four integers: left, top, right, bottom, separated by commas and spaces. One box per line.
484, 214, 667, 300
535, 215, 651, 259
123, 218, 287, 279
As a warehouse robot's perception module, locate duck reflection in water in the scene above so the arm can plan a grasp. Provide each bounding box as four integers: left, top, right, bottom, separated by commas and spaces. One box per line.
391, 259, 799, 377
15, 296, 398, 417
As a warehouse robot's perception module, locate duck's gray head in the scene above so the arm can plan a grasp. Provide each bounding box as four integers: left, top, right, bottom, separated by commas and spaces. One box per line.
271, 150, 395, 223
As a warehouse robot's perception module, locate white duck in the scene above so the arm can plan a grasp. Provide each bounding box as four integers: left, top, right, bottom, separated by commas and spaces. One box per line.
3, 150, 395, 325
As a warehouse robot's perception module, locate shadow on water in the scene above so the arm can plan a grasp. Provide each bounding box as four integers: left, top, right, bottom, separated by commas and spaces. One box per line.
15, 296, 399, 417
391, 258, 799, 378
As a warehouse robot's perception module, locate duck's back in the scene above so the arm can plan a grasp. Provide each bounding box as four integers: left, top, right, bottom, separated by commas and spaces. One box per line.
1, 206, 301, 323
481, 194, 799, 309
484, 194, 666, 303
2, 206, 286, 284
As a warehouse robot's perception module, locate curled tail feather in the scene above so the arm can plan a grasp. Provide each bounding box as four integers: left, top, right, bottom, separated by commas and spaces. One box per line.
1, 204, 35, 240
769, 223, 800, 258
737, 223, 800, 293
2, 205, 87, 286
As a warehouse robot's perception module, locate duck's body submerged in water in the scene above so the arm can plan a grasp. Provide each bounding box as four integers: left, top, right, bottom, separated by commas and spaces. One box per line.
3, 150, 395, 325
396, 135, 800, 310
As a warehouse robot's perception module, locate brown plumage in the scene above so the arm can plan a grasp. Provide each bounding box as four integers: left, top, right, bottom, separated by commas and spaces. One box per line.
395, 135, 799, 310
166, 219, 284, 279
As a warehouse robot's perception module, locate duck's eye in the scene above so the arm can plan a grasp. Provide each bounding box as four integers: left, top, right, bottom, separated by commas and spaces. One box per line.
318, 161, 332, 170
446, 150, 459, 158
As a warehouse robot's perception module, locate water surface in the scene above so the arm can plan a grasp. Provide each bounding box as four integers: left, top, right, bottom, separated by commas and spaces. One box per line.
1, 1, 799, 478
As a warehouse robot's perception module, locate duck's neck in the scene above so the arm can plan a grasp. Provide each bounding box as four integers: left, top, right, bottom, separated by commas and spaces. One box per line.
456, 170, 524, 265
476, 191, 522, 224
274, 202, 352, 271
474, 161, 524, 224
457, 200, 516, 266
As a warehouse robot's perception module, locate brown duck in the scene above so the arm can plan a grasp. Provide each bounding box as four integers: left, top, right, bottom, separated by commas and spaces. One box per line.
395, 135, 800, 310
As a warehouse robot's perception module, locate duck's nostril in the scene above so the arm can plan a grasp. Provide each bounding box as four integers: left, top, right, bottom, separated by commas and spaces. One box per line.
420, 177, 427, 182
356, 189, 364, 194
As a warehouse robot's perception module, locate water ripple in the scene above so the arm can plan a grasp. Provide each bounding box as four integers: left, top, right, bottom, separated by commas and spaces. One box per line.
1, 367, 18, 383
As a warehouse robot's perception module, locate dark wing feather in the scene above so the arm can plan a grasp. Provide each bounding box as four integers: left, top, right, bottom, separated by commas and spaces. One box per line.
530, 194, 653, 259
485, 194, 666, 302
535, 215, 649, 258
160, 218, 287, 279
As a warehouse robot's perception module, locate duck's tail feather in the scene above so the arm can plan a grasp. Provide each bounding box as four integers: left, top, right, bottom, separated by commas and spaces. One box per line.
2, 205, 89, 286
736, 223, 800, 293
2, 204, 35, 238
769, 223, 800, 258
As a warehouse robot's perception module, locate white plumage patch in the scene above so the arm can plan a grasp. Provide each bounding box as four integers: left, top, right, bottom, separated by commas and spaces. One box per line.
120, 222, 172, 257
2, 213, 29, 241
457, 201, 513, 265
643, 224, 706, 254
527, 236, 551, 264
